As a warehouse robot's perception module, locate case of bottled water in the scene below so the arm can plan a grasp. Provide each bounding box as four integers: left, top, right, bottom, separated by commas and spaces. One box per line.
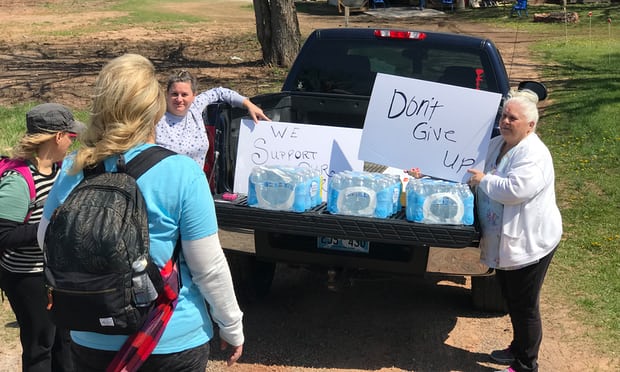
405, 178, 474, 225
327, 171, 402, 219
247, 165, 322, 212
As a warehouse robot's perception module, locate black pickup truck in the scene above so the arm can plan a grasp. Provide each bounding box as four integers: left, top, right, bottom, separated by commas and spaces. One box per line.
205, 28, 546, 312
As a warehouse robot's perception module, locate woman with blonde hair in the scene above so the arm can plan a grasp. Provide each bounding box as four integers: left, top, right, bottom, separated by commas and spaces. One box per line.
1, 103, 84, 372
38, 53, 244, 371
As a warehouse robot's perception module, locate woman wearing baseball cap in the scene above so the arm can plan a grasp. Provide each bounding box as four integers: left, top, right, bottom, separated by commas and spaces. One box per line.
0, 102, 84, 372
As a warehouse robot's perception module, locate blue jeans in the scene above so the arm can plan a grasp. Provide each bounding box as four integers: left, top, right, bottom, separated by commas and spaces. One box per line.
496, 248, 556, 372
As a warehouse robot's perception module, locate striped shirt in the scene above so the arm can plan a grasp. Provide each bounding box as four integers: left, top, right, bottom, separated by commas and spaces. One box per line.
0, 162, 58, 273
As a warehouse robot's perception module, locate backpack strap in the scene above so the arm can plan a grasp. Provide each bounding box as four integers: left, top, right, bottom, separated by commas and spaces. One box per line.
83, 146, 177, 180
126, 146, 179, 294
125, 146, 177, 180
0, 158, 36, 223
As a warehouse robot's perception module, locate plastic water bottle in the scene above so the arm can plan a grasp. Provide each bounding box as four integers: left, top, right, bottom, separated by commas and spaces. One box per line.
302, 169, 314, 209
247, 167, 261, 207
406, 178, 471, 225
374, 176, 392, 219
262, 167, 282, 208
406, 179, 425, 223
256, 166, 295, 210
327, 173, 342, 213
461, 183, 475, 225
343, 172, 359, 214
390, 174, 402, 214
432, 182, 454, 222
422, 180, 446, 223
132, 257, 158, 307
309, 169, 322, 207
293, 172, 310, 212
335, 172, 353, 213
338, 173, 376, 217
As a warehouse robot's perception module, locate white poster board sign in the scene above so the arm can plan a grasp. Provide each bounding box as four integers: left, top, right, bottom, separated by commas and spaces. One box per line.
234, 119, 364, 198
358, 73, 502, 183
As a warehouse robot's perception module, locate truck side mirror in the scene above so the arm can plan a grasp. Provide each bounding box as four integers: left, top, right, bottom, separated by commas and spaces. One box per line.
518, 81, 548, 101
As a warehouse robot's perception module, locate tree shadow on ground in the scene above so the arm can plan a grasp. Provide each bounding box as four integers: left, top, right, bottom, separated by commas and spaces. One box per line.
0, 38, 272, 109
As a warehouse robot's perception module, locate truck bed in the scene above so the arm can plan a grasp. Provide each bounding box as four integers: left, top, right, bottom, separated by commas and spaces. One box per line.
208, 90, 480, 250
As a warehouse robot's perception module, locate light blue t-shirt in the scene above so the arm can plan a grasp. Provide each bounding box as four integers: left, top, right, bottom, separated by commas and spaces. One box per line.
42, 143, 219, 353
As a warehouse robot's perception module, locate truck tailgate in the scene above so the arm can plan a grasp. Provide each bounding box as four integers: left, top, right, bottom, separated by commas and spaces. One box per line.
214, 195, 479, 248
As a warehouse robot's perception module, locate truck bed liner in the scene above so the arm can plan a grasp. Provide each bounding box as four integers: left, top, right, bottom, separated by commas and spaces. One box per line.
214, 195, 479, 248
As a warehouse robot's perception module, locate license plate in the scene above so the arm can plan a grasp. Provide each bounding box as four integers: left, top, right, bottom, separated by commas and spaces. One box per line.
317, 237, 370, 253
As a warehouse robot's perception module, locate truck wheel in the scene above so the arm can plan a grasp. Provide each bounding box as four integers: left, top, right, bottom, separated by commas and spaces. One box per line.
471, 274, 508, 314
224, 249, 276, 306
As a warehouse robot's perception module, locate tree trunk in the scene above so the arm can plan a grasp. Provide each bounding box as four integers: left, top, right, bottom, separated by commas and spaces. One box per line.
253, 0, 301, 67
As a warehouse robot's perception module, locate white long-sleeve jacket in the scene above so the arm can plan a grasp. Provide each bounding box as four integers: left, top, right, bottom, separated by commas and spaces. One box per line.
477, 133, 562, 269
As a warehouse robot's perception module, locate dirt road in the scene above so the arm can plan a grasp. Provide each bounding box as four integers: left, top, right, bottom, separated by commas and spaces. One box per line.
202, 263, 617, 372
0, 1, 618, 371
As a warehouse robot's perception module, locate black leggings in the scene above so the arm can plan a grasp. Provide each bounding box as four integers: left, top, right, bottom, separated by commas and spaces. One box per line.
0, 268, 73, 372
496, 248, 556, 372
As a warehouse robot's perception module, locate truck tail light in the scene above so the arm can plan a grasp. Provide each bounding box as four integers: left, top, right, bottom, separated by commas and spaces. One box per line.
374, 29, 427, 40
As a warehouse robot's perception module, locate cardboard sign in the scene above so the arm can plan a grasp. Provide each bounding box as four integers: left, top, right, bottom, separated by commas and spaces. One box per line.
234, 119, 364, 197
358, 73, 502, 183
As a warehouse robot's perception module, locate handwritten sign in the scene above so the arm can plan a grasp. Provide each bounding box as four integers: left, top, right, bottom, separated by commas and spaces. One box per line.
358, 73, 502, 183
234, 119, 364, 197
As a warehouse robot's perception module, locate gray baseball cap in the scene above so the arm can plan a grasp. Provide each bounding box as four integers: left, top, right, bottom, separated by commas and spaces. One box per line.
26, 103, 86, 135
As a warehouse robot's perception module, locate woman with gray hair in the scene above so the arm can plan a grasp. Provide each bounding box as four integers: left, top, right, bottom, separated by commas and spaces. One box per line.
467, 89, 562, 372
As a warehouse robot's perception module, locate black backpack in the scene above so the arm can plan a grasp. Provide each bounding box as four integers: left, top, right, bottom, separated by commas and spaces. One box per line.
43, 146, 176, 335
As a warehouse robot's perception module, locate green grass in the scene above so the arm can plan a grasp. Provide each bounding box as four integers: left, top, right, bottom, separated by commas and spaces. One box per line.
109, 0, 207, 25
0, 104, 88, 156
25, 0, 256, 37
0, 104, 37, 156
534, 39, 620, 352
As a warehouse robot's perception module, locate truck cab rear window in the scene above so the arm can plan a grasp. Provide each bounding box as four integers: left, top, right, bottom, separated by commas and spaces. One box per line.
290, 39, 498, 96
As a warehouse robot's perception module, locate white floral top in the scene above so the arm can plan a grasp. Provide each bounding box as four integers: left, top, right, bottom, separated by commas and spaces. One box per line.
155, 87, 246, 167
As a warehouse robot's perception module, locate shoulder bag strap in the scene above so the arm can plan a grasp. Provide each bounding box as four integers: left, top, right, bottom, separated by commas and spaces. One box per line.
1, 158, 37, 222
